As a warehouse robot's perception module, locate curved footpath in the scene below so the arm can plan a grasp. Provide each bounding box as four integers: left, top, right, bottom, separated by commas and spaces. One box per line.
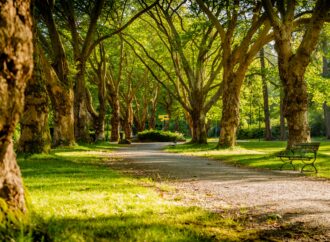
111, 142, 330, 234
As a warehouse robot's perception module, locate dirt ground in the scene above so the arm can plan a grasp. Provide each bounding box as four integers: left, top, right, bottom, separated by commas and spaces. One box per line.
109, 142, 330, 241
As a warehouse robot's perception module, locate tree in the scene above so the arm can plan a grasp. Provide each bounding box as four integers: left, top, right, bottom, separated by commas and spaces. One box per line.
36, 0, 75, 147
134, 71, 159, 131
61, 0, 106, 142
197, 0, 274, 147
0, 0, 33, 213
120, 62, 147, 139
262, 0, 330, 148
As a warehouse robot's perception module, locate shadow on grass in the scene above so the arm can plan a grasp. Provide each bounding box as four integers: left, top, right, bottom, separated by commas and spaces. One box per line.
17, 145, 252, 241
46, 212, 226, 242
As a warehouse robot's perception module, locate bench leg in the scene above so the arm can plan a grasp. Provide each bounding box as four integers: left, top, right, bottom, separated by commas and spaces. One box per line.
301, 160, 318, 173
280, 158, 295, 171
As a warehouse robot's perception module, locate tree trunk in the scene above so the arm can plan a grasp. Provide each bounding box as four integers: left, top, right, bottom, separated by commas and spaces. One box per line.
322, 56, 330, 77
190, 110, 207, 144
18, 47, 51, 153
95, 116, 105, 141
149, 99, 157, 129
280, 89, 286, 140
323, 102, 330, 139
0, 0, 33, 213
52, 91, 75, 146
39, 48, 75, 147
164, 121, 169, 131
135, 120, 146, 132
122, 102, 133, 140
74, 61, 91, 142
110, 98, 120, 142
183, 110, 193, 137
149, 113, 156, 130
174, 118, 180, 132
218, 79, 241, 147
322, 39, 330, 77
95, 73, 106, 141
260, 48, 272, 140
280, 71, 310, 148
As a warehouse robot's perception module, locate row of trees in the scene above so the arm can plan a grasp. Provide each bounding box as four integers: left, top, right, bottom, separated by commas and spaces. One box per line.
1, 0, 330, 216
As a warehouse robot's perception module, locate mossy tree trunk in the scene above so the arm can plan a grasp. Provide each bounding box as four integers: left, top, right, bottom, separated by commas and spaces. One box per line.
74, 61, 92, 142
74, 61, 91, 143
18, 46, 51, 153
39, 47, 75, 147
0, 0, 33, 213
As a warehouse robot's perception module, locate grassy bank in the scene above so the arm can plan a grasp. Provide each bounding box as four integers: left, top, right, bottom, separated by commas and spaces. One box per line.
16, 142, 255, 241
165, 139, 330, 178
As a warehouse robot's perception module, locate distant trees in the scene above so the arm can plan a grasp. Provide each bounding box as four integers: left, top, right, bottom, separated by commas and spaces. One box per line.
8, 0, 330, 161
128, 0, 223, 144
32, 0, 158, 146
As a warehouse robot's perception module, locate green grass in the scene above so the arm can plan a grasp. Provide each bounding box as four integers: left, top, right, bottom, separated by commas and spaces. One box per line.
166, 139, 330, 178
17, 142, 256, 241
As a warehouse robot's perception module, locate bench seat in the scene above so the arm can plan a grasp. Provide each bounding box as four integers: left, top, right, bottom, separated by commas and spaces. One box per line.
276, 142, 320, 173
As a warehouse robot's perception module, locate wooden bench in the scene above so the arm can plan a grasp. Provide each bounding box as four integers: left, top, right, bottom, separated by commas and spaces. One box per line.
277, 142, 320, 173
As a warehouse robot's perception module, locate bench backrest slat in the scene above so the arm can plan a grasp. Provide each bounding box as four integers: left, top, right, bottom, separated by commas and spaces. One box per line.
295, 142, 320, 153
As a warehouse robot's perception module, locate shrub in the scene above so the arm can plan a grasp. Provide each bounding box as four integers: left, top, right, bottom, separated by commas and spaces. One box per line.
237, 127, 264, 139
137, 130, 185, 142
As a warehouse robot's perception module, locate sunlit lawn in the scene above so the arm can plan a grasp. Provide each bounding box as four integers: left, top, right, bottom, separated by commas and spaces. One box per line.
166, 138, 330, 178
17, 142, 255, 241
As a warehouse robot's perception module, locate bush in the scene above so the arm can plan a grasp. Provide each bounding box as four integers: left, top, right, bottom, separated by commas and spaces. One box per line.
237, 127, 264, 139
137, 130, 185, 142
237, 125, 288, 140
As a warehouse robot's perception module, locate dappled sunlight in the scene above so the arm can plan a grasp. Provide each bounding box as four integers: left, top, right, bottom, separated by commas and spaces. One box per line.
185, 148, 266, 157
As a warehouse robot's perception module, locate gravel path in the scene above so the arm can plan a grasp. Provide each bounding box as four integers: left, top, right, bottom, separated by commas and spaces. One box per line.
111, 142, 330, 234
